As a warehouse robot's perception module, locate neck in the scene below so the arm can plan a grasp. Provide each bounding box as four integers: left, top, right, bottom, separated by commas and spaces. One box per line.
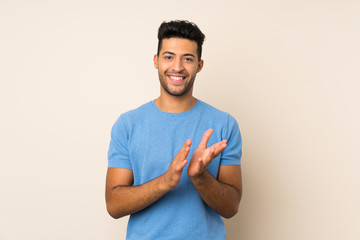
155, 89, 197, 113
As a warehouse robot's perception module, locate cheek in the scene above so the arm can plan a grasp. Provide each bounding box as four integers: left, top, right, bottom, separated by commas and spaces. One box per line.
158, 62, 168, 71
190, 66, 199, 74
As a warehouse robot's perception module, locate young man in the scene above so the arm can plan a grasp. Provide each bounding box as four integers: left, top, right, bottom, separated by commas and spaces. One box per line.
106, 20, 242, 240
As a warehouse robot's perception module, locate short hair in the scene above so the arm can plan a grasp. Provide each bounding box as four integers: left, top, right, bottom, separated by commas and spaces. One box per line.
157, 20, 205, 61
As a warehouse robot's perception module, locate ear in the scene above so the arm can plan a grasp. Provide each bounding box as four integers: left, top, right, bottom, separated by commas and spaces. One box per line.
153, 54, 159, 69
197, 60, 204, 73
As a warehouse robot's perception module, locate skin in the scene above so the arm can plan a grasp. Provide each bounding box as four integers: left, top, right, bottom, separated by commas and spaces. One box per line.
153, 38, 203, 113
106, 37, 242, 219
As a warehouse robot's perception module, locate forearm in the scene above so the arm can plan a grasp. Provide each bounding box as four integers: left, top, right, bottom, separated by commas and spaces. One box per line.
106, 141, 190, 219
106, 175, 170, 219
190, 170, 242, 218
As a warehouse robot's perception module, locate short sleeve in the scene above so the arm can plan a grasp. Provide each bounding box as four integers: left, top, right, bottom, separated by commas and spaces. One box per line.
107, 116, 132, 169
220, 114, 242, 166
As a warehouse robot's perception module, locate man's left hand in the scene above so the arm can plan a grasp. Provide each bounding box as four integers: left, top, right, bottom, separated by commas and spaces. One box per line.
187, 129, 227, 179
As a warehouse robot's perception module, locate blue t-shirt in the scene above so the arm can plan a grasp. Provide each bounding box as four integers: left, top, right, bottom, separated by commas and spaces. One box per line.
108, 99, 242, 240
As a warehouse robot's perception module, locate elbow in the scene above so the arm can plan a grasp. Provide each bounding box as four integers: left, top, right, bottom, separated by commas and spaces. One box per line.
107, 207, 127, 219
221, 192, 241, 219
105, 190, 128, 219
107, 209, 121, 219
106, 202, 126, 219
221, 206, 239, 219
106, 204, 120, 219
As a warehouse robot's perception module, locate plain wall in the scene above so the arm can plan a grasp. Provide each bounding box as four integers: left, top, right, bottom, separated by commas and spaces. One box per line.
1, 0, 359, 239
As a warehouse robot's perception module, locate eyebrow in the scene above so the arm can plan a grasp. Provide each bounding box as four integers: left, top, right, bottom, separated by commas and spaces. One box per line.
162, 51, 196, 58
162, 51, 175, 55
183, 53, 196, 58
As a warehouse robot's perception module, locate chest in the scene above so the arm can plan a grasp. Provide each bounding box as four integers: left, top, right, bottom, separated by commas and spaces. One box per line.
127, 118, 223, 185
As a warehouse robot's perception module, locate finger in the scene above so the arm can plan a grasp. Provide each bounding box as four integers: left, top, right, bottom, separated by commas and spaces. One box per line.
201, 141, 227, 165
210, 140, 227, 158
201, 147, 215, 166
208, 140, 225, 150
183, 139, 192, 156
181, 139, 192, 154
175, 159, 188, 172
175, 139, 192, 163
198, 129, 214, 149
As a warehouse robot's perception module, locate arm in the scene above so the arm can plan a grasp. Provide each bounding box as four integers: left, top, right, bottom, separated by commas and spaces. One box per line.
189, 165, 242, 218
187, 129, 242, 218
106, 140, 191, 219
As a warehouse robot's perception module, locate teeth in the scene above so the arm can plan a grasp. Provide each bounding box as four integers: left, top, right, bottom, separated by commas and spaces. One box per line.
171, 76, 183, 80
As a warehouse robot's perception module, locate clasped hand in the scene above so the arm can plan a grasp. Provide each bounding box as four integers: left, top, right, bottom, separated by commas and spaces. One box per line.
163, 129, 227, 190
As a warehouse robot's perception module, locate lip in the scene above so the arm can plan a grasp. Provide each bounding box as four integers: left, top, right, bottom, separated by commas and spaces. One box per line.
167, 74, 187, 85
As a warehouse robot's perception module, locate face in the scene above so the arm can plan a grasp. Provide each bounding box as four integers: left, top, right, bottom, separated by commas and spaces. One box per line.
154, 38, 204, 97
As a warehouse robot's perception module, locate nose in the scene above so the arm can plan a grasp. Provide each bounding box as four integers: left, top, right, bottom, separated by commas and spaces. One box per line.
171, 58, 184, 72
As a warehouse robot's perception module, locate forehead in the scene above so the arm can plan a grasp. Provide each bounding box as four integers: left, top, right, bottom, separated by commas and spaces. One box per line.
160, 38, 198, 55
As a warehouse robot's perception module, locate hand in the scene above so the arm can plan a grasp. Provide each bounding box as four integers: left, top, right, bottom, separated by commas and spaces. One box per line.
187, 129, 227, 179
162, 139, 192, 190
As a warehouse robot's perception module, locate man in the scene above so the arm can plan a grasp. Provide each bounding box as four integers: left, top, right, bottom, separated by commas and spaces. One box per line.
106, 20, 242, 240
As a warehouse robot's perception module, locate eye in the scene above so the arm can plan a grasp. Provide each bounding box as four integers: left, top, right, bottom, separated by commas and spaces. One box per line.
184, 57, 194, 62
164, 55, 173, 60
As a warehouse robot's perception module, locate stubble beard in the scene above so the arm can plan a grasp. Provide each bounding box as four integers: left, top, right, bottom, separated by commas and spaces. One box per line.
158, 73, 195, 97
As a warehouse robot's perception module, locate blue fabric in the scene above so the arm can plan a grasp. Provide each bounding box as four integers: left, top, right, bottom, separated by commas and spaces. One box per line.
108, 99, 242, 240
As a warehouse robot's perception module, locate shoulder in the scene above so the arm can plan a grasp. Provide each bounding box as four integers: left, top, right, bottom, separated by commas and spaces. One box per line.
111, 101, 153, 131
120, 101, 153, 119
116, 101, 154, 124
197, 100, 237, 123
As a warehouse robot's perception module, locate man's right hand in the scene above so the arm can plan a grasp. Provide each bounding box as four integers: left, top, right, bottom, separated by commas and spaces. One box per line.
161, 139, 192, 190
106, 139, 192, 219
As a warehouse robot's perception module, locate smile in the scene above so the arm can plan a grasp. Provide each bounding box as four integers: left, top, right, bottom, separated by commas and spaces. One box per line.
167, 74, 187, 84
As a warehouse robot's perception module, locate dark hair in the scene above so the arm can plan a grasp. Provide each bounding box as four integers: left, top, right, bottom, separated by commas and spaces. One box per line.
157, 20, 205, 60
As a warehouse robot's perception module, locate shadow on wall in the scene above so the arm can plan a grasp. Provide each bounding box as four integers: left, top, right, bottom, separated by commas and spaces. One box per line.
225, 213, 243, 239
223, 144, 264, 240
224, 172, 250, 240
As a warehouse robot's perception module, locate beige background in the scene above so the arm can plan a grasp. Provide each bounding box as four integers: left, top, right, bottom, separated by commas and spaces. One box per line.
1, 0, 359, 239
